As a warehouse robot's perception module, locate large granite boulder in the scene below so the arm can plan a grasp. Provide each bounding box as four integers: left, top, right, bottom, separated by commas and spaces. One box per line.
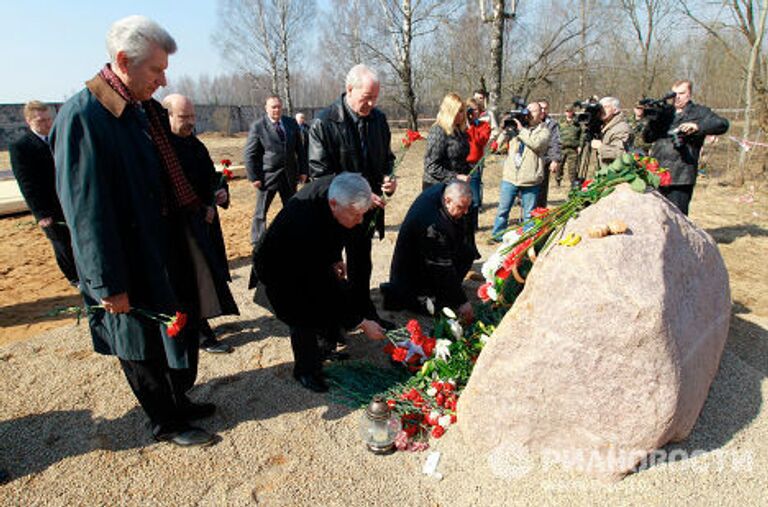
458, 185, 731, 480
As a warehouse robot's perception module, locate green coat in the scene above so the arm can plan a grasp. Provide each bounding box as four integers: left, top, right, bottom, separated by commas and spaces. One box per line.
558, 118, 582, 150
51, 74, 193, 368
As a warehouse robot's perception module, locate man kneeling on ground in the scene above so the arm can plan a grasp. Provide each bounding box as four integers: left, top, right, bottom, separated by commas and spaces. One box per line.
254, 172, 387, 393
380, 180, 476, 323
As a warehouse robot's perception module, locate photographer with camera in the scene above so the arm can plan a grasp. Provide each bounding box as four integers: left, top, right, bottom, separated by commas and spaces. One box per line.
642, 80, 729, 215
590, 96, 633, 169
489, 102, 550, 242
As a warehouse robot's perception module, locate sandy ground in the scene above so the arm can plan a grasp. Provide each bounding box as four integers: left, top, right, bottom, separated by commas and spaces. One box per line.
1, 132, 767, 505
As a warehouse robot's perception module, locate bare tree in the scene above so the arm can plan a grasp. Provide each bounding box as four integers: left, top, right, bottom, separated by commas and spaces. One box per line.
618, 0, 675, 95
479, 0, 518, 128
739, 0, 768, 183
353, 0, 458, 130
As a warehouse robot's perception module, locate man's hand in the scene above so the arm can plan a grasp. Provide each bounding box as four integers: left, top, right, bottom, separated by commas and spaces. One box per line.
252, 180, 263, 190
590, 139, 602, 150
456, 174, 470, 182
102, 292, 130, 314
678, 122, 699, 135
382, 175, 397, 196
38, 217, 53, 228
549, 161, 561, 174
458, 302, 474, 323
205, 206, 216, 224
332, 261, 347, 280
371, 193, 386, 208
299, 174, 308, 184
359, 319, 386, 340
214, 189, 228, 206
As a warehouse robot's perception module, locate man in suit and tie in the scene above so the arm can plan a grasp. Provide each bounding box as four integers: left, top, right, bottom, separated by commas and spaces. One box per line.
245, 95, 308, 246
10, 101, 78, 286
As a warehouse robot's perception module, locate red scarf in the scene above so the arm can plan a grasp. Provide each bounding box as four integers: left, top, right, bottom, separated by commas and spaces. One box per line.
99, 65, 201, 210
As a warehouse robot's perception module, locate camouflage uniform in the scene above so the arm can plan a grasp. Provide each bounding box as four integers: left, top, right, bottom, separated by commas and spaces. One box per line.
629, 115, 652, 155
558, 117, 582, 185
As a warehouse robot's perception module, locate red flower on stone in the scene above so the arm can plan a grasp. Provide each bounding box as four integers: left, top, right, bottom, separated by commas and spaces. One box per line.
220, 159, 232, 168
222, 168, 234, 180
431, 426, 445, 439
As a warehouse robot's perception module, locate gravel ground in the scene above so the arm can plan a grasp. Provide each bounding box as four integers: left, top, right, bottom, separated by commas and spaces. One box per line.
1, 257, 766, 506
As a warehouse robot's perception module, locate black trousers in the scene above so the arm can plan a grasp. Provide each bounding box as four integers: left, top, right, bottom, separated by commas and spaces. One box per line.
535, 162, 552, 209
345, 227, 377, 320
659, 184, 695, 216
118, 336, 199, 433
289, 326, 323, 376
41, 223, 78, 284
251, 174, 296, 245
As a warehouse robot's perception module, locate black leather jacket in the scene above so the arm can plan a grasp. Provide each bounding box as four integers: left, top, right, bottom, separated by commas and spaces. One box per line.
308, 94, 394, 193
643, 102, 729, 185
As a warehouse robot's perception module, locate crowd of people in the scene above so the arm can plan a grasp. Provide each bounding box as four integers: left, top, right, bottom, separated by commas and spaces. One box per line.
8, 14, 730, 449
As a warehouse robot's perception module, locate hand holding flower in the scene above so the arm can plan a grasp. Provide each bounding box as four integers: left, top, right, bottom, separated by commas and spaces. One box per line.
102, 292, 130, 314
359, 319, 386, 340
214, 189, 228, 206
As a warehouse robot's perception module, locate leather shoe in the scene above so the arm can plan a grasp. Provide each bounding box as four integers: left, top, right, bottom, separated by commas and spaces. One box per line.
293, 372, 329, 393
180, 402, 216, 420
154, 426, 215, 447
201, 338, 233, 354
324, 350, 351, 362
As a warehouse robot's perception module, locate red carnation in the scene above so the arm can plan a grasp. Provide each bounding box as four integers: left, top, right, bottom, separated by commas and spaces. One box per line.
392, 347, 408, 362
530, 207, 549, 218
431, 426, 445, 439
422, 338, 436, 357
406, 319, 422, 335
220, 158, 232, 167
477, 282, 492, 301
581, 178, 594, 190
166, 311, 187, 337
659, 170, 672, 186
383, 343, 395, 355
222, 168, 234, 180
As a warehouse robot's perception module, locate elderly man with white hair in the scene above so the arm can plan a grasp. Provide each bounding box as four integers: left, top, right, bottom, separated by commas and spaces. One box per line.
591, 96, 633, 169
51, 16, 216, 447
254, 172, 387, 392
308, 64, 398, 353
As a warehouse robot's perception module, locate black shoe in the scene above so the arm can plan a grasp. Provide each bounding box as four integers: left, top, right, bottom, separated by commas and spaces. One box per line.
377, 318, 397, 331
154, 425, 215, 447
0, 469, 9, 484
293, 372, 329, 393
201, 338, 233, 354
324, 350, 351, 362
180, 402, 216, 420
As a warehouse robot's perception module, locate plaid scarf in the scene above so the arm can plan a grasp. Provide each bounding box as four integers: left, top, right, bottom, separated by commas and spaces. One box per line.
99, 64, 201, 210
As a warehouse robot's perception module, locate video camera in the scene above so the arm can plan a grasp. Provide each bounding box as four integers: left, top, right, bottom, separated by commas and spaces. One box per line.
501, 96, 530, 135
638, 91, 675, 120
572, 98, 603, 141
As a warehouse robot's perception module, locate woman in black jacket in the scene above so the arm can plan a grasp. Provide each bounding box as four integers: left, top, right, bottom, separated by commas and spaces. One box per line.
422, 93, 471, 190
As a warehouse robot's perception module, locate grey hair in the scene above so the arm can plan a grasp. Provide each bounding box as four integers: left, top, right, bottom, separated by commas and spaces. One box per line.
106, 15, 177, 65
328, 172, 372, 210
345, 64, 379, 89
444, 180, 472, 201
599, 96, 620, 110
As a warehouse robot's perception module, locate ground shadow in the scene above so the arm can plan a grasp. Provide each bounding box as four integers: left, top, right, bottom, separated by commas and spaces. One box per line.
210, 316, 286, 348
0, 361, 356, 482
706, 224, 768, 245
0, 293, 83, 329
643, 314, 765, 471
